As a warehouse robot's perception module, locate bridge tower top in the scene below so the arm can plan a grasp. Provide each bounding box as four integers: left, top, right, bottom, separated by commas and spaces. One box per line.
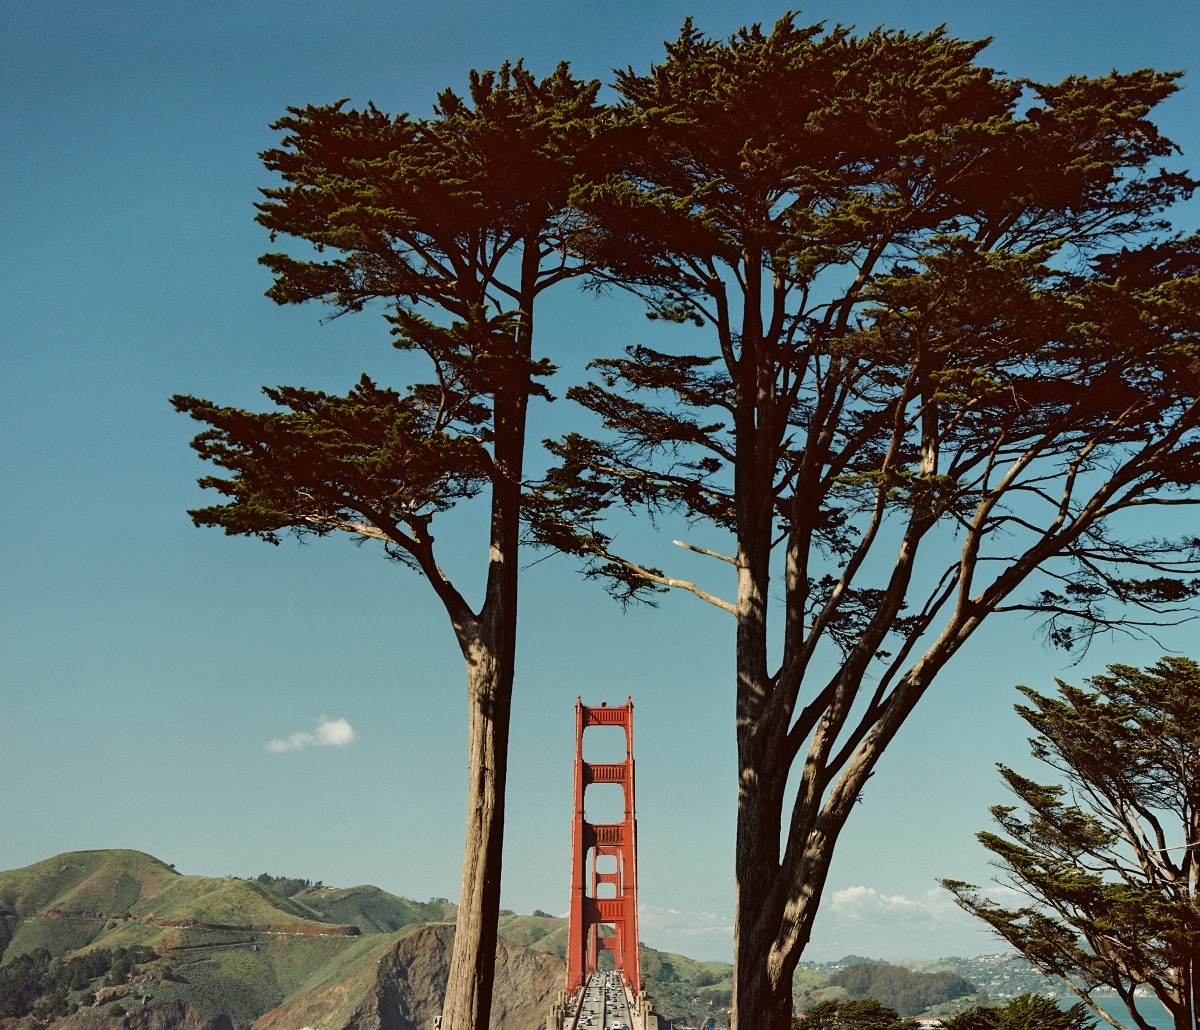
566, 697, 641, 996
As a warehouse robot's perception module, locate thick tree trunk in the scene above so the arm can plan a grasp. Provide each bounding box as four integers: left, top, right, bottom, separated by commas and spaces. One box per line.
730, 734, 819, 1030
439, 269, 532, 1030
731, 799, 793, 1030
440, 641, 514, 1030
730, 557, 793, 1030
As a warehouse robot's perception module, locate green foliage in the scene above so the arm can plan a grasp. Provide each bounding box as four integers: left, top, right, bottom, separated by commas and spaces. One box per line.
944, 994, 1095, 1030
0, 945, 157, 1018
830, 962, 976, 1017
256, 874, 321, 898
174, 60, 608, 587
796, 997, 904, 1028
946, 658, 1200, 1029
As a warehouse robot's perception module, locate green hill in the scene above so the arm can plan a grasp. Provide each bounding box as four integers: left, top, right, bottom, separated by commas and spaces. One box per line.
830, 962, 977, 1017
134, 877, 327, 927
0, 850, 178, 919
291, 885, 446, 934
0, 851, 181, 960
0, 852, 357, 965
496, 913, 567, 955
0, 849, 736, 1030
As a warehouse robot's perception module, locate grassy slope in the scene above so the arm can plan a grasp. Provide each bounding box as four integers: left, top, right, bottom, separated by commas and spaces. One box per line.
0, 851, 180, 961
0, 852, 449, 1028
292, 885, 445, 933
132, 877, 328, 927
0, 850, 178, 919
0, 851, 356, 966
497, 914, 567, 956
2, 850, 769, 1030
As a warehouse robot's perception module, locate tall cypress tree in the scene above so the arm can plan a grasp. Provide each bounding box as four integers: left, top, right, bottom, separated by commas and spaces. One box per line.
173, 62, 603, 1030
527, 17, 1200, 1028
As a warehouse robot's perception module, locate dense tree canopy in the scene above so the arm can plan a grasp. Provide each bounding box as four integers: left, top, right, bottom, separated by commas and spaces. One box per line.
0, 946, 156, 1019
947, 658, 1200, 1030
830, 963, 976, 1017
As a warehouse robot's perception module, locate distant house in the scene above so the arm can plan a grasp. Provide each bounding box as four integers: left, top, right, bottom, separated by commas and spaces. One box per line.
913, 1019, 945, 1028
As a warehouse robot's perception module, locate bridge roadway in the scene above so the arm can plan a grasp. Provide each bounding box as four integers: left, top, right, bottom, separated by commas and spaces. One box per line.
566, 972, 641, 1030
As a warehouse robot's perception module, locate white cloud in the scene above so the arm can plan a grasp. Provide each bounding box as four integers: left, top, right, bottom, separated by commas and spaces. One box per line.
637, 905, 734, 961
803, 884, 1014, 960
266, 716, 357, 753
830, 885, 946, 923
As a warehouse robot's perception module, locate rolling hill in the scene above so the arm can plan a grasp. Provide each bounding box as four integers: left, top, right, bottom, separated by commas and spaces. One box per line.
0, 850, 733, 1030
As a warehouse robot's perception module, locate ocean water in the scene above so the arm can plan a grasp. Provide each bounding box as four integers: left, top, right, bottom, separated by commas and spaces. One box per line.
1086, 995, 1173, 1029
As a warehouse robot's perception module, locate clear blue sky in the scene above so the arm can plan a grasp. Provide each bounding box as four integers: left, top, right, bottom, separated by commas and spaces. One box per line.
3, 0, 1198, 963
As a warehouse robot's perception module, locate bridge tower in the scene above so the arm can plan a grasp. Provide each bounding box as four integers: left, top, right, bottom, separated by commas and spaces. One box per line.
566, 697, 641, 996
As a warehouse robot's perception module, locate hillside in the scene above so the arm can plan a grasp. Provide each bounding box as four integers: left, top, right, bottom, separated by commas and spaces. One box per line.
1, 850, 750, 1030
7, 849, 1042, 1030
290, 887, 448, 935
0, 853, 369, 970
801, 953, 1066, 1004
0, 852, 487, 1030
254, 924, 562, 1030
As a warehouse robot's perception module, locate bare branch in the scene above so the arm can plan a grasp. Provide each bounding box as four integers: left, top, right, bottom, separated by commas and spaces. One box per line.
673, 539, 738, 564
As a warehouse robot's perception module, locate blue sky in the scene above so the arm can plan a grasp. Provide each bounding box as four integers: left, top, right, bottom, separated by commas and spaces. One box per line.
3, 0, 1199, 963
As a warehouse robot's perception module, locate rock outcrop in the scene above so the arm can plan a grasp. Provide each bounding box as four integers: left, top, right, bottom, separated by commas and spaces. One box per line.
253, 925, 564, 1030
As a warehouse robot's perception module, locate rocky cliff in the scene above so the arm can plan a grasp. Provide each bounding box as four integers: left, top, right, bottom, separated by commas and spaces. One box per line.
252, 925, 562, 1030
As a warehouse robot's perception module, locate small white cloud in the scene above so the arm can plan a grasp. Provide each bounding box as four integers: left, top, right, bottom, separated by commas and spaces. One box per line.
266, 716, 357, 753
637, 905, 734, 960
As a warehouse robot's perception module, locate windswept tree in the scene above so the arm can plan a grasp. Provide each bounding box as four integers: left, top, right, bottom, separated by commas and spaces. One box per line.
173, 62, 603, 1030
946, 658, 1200, 1030
945, 994, 1097, 1030
526, 16, 1200, 1029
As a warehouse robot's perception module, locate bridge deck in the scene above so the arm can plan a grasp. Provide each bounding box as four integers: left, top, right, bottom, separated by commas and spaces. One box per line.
565, 972, 643, 1030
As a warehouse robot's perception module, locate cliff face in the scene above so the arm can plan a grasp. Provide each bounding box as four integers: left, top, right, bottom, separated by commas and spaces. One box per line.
252, 925, 563, 1030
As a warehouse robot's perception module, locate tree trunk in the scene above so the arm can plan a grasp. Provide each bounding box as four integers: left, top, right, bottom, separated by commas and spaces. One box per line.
731, 592, 793, 1030
440, 640, 514, 1030
731, 798, 793, 1030
439, 272, 531, 1030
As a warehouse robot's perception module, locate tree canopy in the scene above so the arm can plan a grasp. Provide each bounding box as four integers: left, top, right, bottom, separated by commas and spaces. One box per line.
945, 994, 1097, 1030
946, 658, 1200, 1030
830, 963, 976, 1017
176, 60, 605, 606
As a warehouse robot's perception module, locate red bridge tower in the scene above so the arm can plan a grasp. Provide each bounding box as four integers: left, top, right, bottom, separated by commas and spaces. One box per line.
566, 697, 641, 996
